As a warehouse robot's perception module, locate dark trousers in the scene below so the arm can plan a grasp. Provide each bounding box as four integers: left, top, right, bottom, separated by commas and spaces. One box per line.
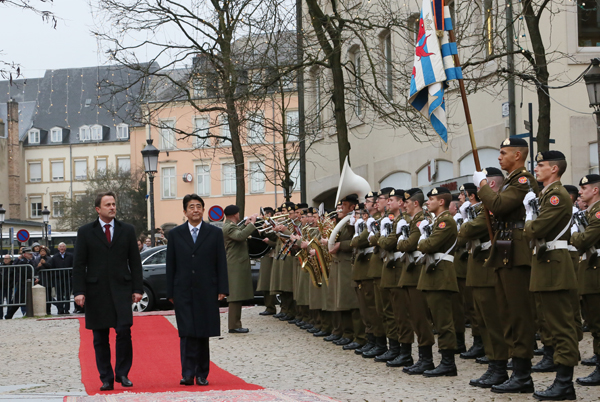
405, 286, 435, 347
180, 336, 210, 379
92, 326, 132, 383
356, 279, 385, 337
582, 293, 600, 355
390, 287, 414, 344
425, 290, 456, 350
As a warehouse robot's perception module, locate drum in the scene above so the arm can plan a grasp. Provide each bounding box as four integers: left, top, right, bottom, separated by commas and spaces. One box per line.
248, 229, 272, 258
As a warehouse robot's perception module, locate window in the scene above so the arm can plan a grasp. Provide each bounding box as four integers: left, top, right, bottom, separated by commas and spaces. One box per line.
196, 165, 211, 196
286, 110, 299, 141
220, 115, 231, 146
249, 161, 265, 193
160, 120, 176, 150
91, 125, 103, 141
290, 160, 300, 191
117, 157, 130, 173
79, 126, 90, 141
417, 160, 453, 186
50, 128, 62, 143
408, 13, 420, 44
590, 142, 599, 174
144, 248, 167, 265
52, 196, 64, 217
51, 160, 64, 181
578, 0, 600, 47
247, 112, 264, 144
193, 78, 206, 98
380, 172, 411, 189
116, 124, 129, 140
222, 163, 236, 195
162, 167, 176, 199
193, 117, 210, 148
29, 162, 42, 182
96, 158, 107, 174
74, 160, 87, 180
30, 197, 42, 218
251, 70, 262, 91
28, 129, 40, 144
384, 33, 393, 100
354, 51, 362, 117
281, 71, 296, 90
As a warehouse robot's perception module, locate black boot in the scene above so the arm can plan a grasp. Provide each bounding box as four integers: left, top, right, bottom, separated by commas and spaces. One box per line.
423, 349, 457, 377
476, 355, 490, 364
454, 332, 467, 354
404, 345, 435, 375
533, 364, 576, 401
460, 335, 485, 359
387, 343, 414, 367
534, 346, 545, 356
362, 336, 387, 358
323, 333, 341, 342
491, 357, 534, 394
471, 360, 510, 388
576, 356, 600, 386
532, 346, 558, 373
375, 339, 400, 362
582, 354, 598, 366
355, 334, 375, 355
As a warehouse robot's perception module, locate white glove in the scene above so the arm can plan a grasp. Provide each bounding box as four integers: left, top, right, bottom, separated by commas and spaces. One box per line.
472, 171, 487, 187
349, 214, 356, 226
368, 231, 375, 241
354, 218, 364, 233
366, 217, 375, 232
418, 234, 427, 244
459, 201, 471, 220
454, 213, 463, 224
418, 220, 430, 237
571, 224, 578, 235
523, 192, 536, 215
572, 206, 579, 215
525, 211, 533, 222
380, 217, 392, 237
396, 219, 408, 234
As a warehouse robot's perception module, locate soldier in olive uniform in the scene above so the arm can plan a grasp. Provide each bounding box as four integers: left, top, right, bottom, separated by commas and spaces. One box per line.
523, 151, 579, 401
451, 194, 468, 356
460, 168, 510, 387
473, 137, 539, 394
398, 188, 436, 375
570, 174, 600, 387
257, 207, 278, 316
273, 202, 298, 322
292, 204, 312, 327
222, 205, 258, 333
417, 186, 459, 377
301, 207, 322, 331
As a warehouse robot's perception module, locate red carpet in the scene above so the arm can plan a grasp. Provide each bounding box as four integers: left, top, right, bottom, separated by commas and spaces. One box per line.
78, 316, 263, 395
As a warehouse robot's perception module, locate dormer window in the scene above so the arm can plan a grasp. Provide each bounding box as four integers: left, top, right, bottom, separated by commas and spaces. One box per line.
91, 125, 103, 141
116, 124, 129, 140
79, 125, 90, 141
28, 129, 40, 144
50, 127, 62, 143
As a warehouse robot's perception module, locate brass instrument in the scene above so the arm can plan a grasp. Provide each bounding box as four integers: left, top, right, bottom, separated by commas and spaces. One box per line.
295, 225, 324, 287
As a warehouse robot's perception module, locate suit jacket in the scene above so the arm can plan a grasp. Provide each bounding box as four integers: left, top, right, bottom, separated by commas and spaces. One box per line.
50, 251, 74, 269
166, 221, 228, 338
72, 218, 143, 330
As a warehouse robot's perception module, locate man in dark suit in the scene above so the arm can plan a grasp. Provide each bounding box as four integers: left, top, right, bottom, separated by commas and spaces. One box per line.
50, 242, 74, 314
72, 191, 143, 392
166, 194, 228, 387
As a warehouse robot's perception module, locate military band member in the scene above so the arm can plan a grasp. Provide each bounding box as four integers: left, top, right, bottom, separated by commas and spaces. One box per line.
291, 203, 311, 327
270, 203, 297, 321
256, 207, 278, 316
303, 207, 323, 332
570, 174, 600, 387
473, 136, 539, 394
459, 168, 509, 387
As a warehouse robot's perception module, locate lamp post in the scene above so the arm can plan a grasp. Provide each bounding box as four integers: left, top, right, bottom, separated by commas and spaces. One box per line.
584, 58, 600, 173
42, 206, 50, 247
282, 178, 294, 201
141, 139, 160, 247
0, 204, 5, 255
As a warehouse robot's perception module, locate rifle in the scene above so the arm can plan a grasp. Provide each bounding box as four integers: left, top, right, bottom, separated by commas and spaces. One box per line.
573, 210, 598, 265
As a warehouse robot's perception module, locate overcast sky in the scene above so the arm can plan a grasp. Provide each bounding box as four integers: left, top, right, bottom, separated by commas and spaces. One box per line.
0, 1, 111, 78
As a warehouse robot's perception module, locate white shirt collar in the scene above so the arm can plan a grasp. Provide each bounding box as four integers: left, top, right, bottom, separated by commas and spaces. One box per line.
99, 217, 114, 228
188, 221, 202, 233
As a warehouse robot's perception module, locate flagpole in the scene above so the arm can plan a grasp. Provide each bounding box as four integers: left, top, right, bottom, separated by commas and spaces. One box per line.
447, 29, 495, 241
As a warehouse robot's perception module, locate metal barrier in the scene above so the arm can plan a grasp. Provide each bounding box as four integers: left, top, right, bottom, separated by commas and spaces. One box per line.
37, 267, 73, 314
0, 264, 35, 317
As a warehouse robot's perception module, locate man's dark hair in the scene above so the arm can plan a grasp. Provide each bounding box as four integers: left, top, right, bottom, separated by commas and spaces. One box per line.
436, 193, 452, 207
95, 191, 116, 208
183, 194, 205, 210
409, 192, 425, 207
549, 160, 567, 177
465, 189, 480, 201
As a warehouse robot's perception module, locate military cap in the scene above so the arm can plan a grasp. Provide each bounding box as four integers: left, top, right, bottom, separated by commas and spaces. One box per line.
296, 202, 309, 209
389, 189, 404, 198
365, 191, 379, 199
379, 187, 394, 196
336, 201, 342, 207
224, 205, 240, 216
21, 247, 33, 253
563, 185, 578, 195
535, 150, 565, 163
484, 167, 503, 177
427, 187, 451, 197
459, 183, 477, 192
355, 202, 365, 211
307, 207, 317, 214
284, 202, 297, 210
500, 136, 529, 148
580, 174, 600, 186
340, 193, 359, 204
404, 188, 423, 201
276, 206, 283, 213
263, 207, 274, 214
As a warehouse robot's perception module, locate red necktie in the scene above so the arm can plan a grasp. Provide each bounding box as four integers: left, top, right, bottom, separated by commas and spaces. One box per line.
104, 224, 111, 243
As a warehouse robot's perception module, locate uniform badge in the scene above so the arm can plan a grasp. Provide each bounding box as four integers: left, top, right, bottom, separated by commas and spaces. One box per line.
404, 192, 410, 200
595, 211, 600, 219
535, 152, 543, 162
389, 214, 394, 220
432, 188, 438, 195
438, 222, 446, 229
417, 221, 422, 227
518, 176, 528, 184
502, 138, 511, 146
582, 177, 589, 184
550, 196, 559, 206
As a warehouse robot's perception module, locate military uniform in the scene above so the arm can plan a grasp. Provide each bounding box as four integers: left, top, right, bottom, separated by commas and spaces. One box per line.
452, 220, 468, 353
256, 234, 278, 314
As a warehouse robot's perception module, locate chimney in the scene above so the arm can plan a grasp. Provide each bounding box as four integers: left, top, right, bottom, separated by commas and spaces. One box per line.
7, 99, 21, 220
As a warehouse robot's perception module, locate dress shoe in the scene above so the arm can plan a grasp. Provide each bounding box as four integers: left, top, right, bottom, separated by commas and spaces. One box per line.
476, 355, 490, 365
423, 350, 457, 377
582, 355, 598, 366
259, 310, 275, 316
533, 364, 576, 401
460, 336, 485, 359
470, 360, 509, 388
115, 376, 133, 387
343, 341, 363, 350
387, 343, 414, 367
324, 334, 342, 342
307, 327, 320, 334
454, 332, 467, 354
313, 330, 330, 337
100, 382, 114, 391
180, 377, 194, 386
532, 347, 558, 373
273, 312, 285, 319
196, 376, 209, 386
576, 359, 600, 386
335, 337, 352, 346
288, 318, 300, 324
403, 345, 435, 375
491, 357, 534, 394
228, 328, 250, 334
279, 314, 293, 321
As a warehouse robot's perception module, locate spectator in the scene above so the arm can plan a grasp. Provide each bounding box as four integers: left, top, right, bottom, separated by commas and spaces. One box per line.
36, 247, 52, 315
50, 242, 75, 314
144, 238, 152, 250
31, 243, 42, 267
1, 254, 14, 314
5, 247, 35, 319
137, 240, 144, 252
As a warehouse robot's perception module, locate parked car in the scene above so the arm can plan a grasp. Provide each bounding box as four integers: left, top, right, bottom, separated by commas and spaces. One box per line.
133, 245, 261, 312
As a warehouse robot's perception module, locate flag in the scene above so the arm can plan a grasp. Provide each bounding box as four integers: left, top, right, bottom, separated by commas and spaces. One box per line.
409, 0, 462, 143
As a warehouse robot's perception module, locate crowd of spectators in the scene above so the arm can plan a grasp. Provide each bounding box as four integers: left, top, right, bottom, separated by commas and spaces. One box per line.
137, 227, 168, 253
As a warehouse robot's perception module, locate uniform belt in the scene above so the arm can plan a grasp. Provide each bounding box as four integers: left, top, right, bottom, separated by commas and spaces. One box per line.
433, 253, 454, 263
393, 251, 404, 260
364, 247, 375, 254
568, 245, 577, 252
534, 240, 569, 254
494, 221, 525, 230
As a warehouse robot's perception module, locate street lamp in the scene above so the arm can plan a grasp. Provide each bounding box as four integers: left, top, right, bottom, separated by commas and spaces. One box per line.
282, 178, 294, 201
141, 139, 160, 247
583, 58, 600, 174
0, 204, 5, 255
42, 206, 50, 247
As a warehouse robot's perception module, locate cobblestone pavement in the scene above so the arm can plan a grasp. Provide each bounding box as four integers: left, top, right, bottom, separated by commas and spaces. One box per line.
1, 307, 598, 402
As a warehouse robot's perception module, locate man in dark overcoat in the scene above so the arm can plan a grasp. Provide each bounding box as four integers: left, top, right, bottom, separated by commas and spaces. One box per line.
72, 191, 143, 391
166, 194, 228, 386
50, 242, 74, 314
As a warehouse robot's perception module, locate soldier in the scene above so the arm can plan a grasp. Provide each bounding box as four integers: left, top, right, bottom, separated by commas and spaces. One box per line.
473, 136, 539, 394
271, 203, 297, 321
378, 189, 414, 366
398, 188, 436, 375
451, 190, 468, 355
459, 168, 510, 387
257, 207, 278, 316
303, 207, 322, 332
570, 174, 600, 387
291, 203, 311, 328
